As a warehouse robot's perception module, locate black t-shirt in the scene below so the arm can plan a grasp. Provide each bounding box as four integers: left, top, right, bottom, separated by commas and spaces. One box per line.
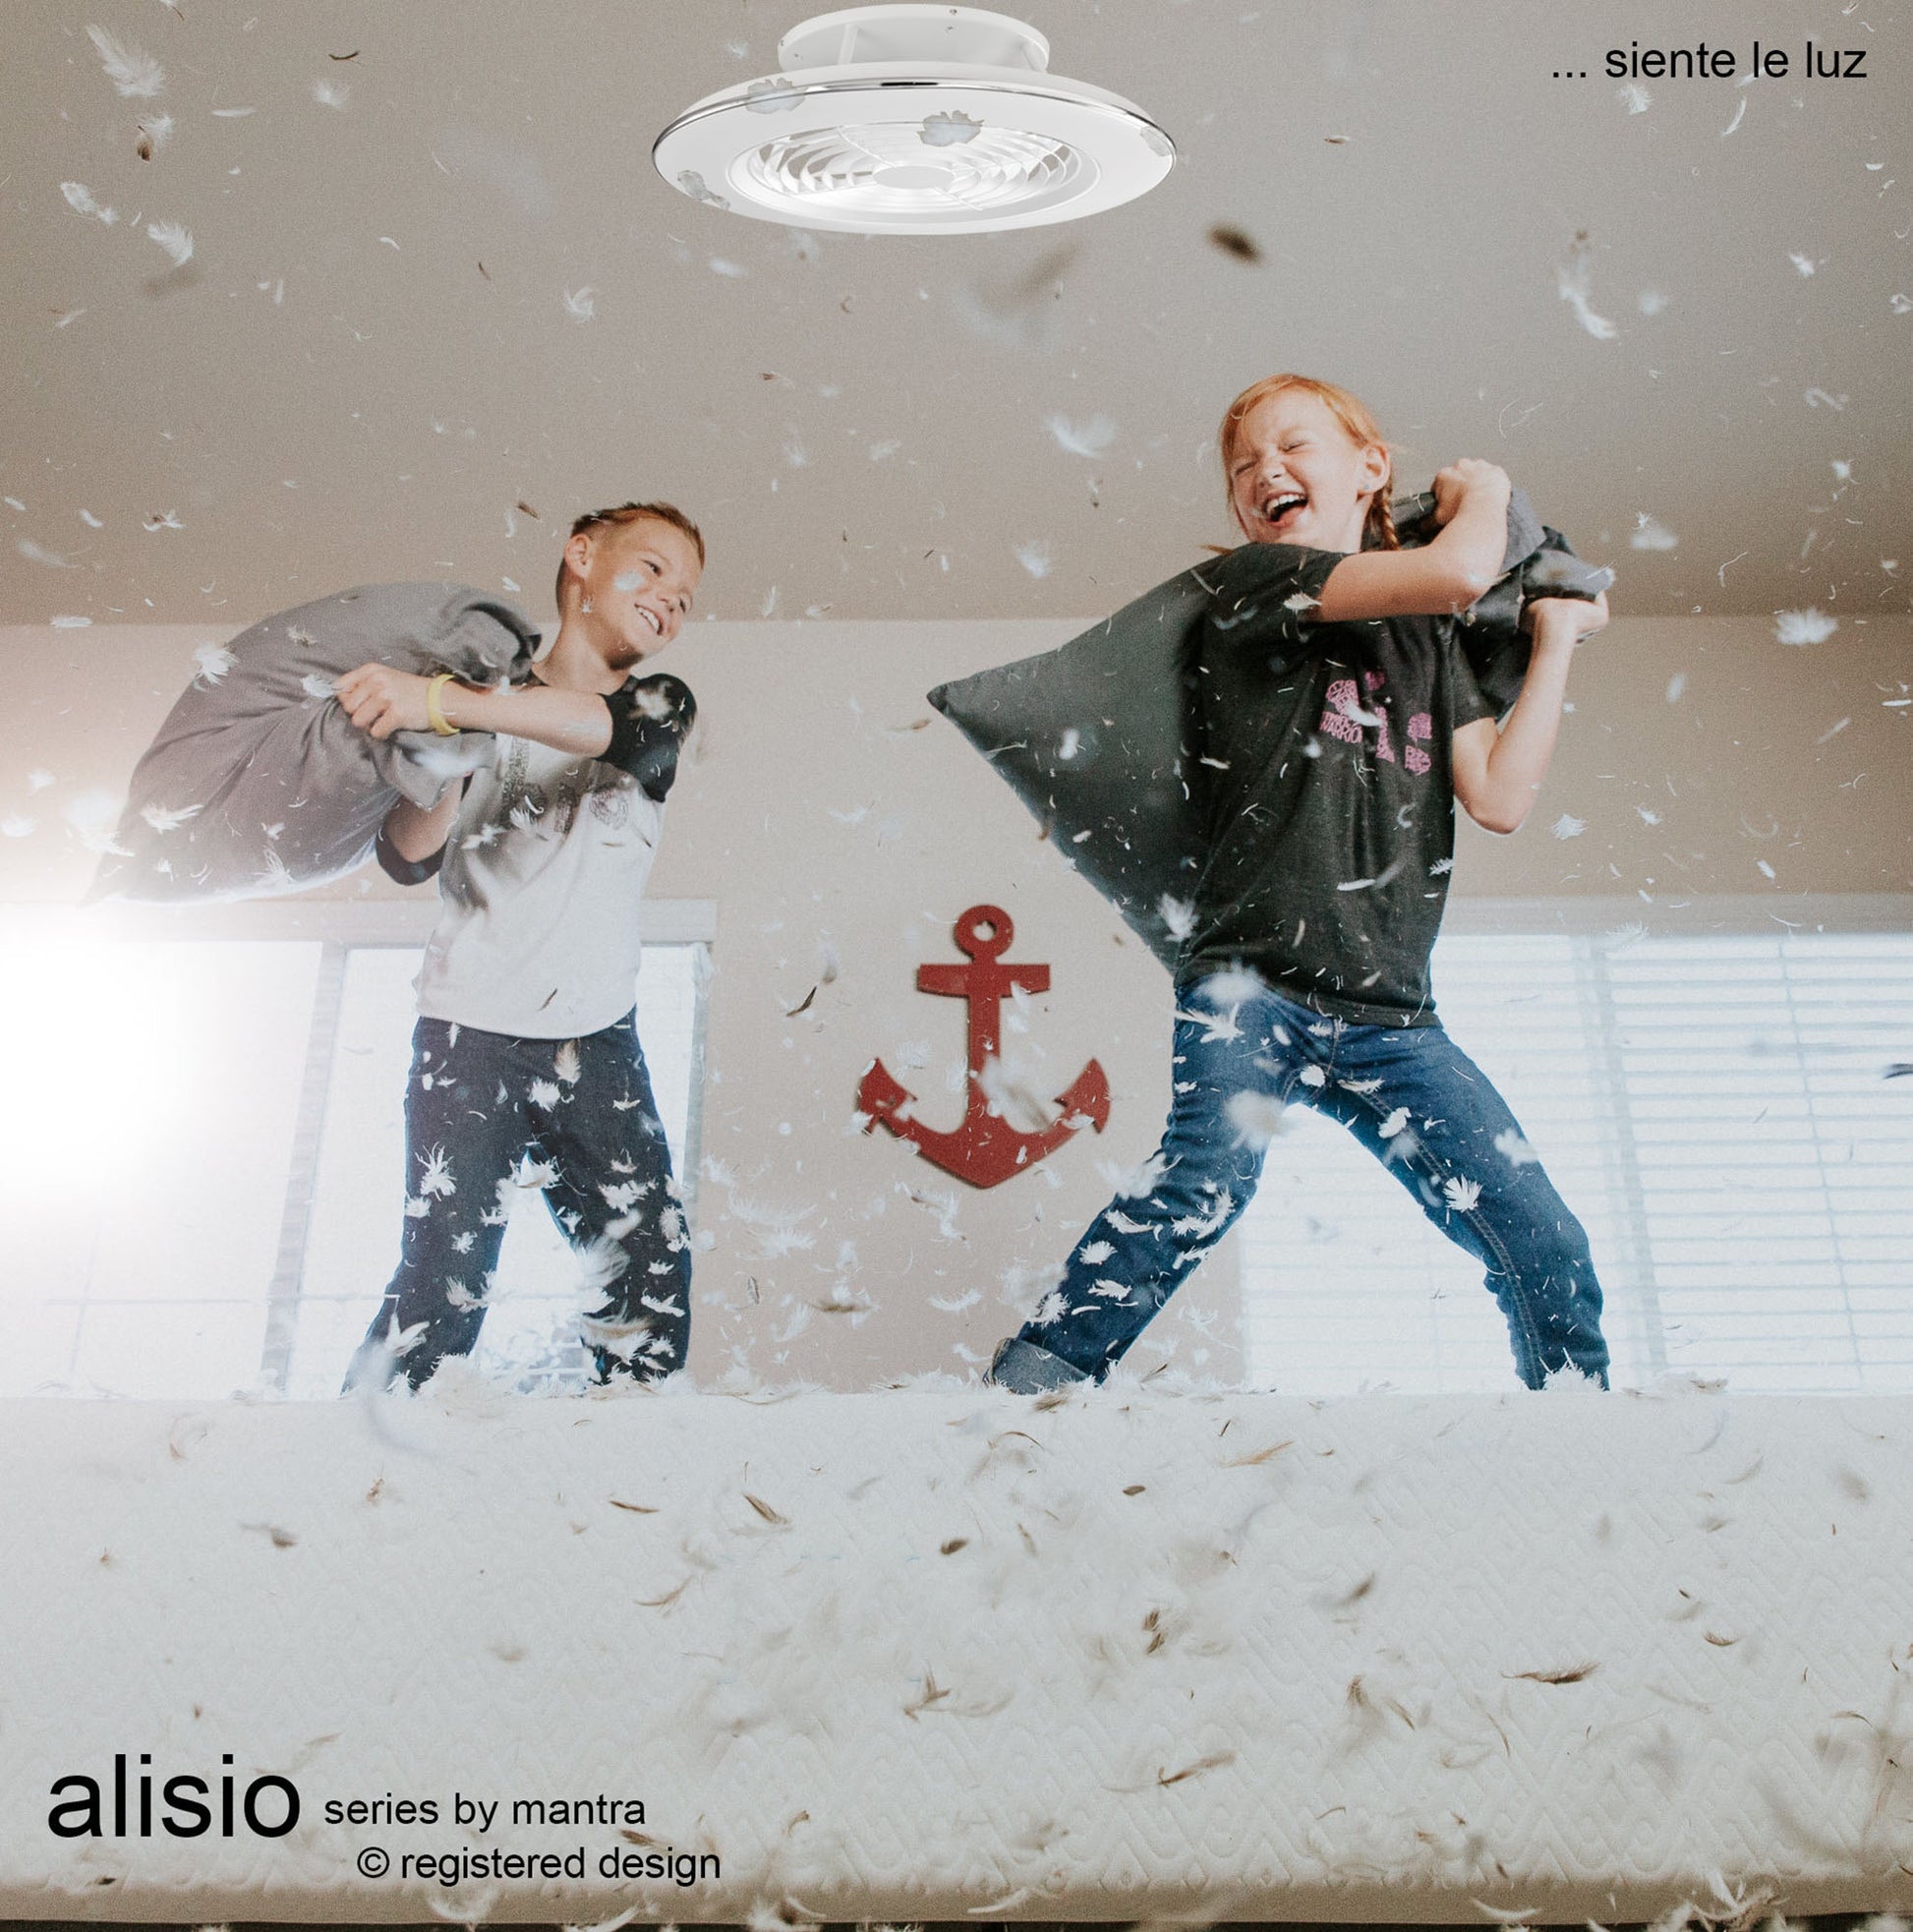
601, 672, 696, 801
1181, 544, 1497, 1026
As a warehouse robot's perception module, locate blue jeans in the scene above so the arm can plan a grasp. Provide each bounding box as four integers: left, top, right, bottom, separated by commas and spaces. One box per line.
1006, 974, 1611, 1389
344, 1010, 691, 1392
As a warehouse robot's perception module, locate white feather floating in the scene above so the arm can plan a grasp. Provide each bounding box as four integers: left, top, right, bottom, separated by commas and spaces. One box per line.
1774, 608, 1837, 646
86, 23, 164, 98
1044, 412, 1118, 458
1555, 235, 1618, 341
145, 219, 194, 266
59, 181, 118, 225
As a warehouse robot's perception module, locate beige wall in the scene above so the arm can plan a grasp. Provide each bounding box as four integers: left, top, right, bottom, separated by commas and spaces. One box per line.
2, 615, 1908, 1386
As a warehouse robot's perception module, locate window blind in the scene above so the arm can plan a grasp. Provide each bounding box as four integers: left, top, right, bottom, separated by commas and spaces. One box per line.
1238, 929, 1913, 1395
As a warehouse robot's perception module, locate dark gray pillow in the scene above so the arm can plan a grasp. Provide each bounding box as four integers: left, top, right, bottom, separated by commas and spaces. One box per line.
91, 582, 540, 903
1392, 489, 1613, 714
928, 491, 1611, 969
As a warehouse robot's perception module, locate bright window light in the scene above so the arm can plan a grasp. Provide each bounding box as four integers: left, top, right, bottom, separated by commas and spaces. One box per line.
0, 928, 703, 1400
0, 937, 322, 1398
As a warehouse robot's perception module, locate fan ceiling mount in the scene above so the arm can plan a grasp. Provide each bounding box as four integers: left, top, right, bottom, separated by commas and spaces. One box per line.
652, 4, 1177, 236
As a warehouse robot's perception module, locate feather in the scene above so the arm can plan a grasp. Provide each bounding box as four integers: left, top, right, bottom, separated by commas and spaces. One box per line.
1224, 1088, 1288, 1151
86, 24, 165, 98
1556, 231, 1618, 340
60, 181, 118, 224
1045, 412, 1118, 458
192, 642, 236, 684
145, 220, 194, 266
139, 800, 202, 832
1774, 608, 1837, 645
1158, 893, 1195, 940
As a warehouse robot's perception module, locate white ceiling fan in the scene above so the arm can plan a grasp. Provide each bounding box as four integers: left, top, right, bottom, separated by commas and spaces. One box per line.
653, 4, 1176, 236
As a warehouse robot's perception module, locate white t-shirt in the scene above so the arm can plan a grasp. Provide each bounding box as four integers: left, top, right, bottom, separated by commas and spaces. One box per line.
410, 674, 694, 1039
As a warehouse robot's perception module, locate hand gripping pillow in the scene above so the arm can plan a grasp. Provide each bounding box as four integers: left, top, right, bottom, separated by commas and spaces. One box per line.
1393, 488, 1614, 715
928, 490, 1611, 969
90, 582, 542, 903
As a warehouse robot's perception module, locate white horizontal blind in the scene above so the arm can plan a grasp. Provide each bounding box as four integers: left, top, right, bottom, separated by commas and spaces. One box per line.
1612, 934, 1913, 1389
1239, 927, 1913, 1395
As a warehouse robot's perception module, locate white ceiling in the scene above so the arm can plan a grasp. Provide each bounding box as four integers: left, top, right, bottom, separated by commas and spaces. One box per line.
4, 0, 1908, 626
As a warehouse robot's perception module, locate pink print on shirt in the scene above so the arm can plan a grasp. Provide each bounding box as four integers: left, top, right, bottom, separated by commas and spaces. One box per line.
1320, 668, 1435, 775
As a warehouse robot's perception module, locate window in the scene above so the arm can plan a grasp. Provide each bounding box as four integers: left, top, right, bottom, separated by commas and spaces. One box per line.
0, 906, 711, 1400
1237, 906, 1913, 1396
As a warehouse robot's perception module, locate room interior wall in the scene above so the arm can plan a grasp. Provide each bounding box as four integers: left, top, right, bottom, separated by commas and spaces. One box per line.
1, 612, 1907, 1388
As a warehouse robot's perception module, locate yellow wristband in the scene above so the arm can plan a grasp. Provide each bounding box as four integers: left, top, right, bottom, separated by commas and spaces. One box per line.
425, 673, 461, 736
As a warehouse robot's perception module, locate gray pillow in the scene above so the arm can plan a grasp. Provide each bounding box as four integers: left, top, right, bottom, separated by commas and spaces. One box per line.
928, 491, 1611, 969
90, 582, 540, 903
1392, 490, 1614, 715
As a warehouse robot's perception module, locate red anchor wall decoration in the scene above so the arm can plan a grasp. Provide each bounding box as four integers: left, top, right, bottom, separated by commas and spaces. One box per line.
856, 904, 1110, 1189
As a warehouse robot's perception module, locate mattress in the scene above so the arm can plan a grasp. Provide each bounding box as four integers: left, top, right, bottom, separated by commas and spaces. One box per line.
2, 1377, 1909, 1923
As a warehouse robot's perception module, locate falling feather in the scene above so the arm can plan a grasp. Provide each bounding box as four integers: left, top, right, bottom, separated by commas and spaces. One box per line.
563, 286, 597, 322
1158, 894, 1195, 941
145, 221, 194, 266
86, 24, 165, 98
140, 801, 202, 833
191, 642, 236, 684
920, 110, 983, 146
1045, 412, 1118, 458
312, 78, 350, 108
60, 182, 118, 225
1224, 1089, 1288, 1151
1630, 515, 1678, 552
1207, 223, 1262, 262
1774, 608, 1837, 645
1556, 233, 1618, 340
64, 790, 132, 855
